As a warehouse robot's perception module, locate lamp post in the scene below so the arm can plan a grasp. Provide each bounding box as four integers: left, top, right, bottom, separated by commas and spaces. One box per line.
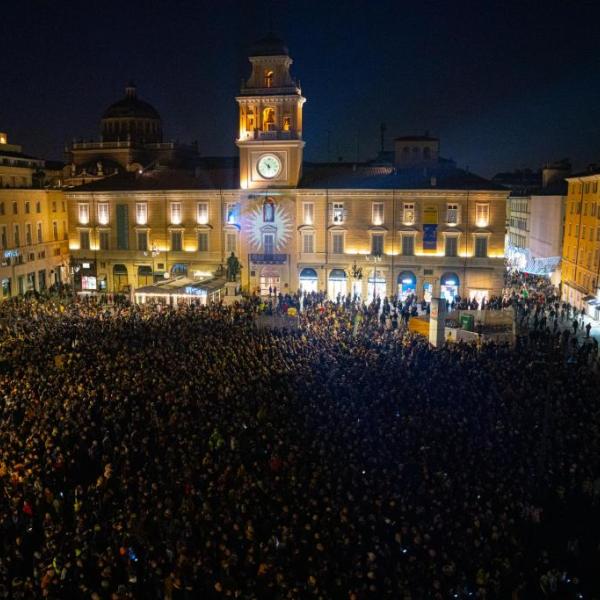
366, 252, 383, 303
143, 244, 160, 283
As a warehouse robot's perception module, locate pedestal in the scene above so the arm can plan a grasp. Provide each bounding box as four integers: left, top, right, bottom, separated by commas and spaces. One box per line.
429, 297, 447, 347
223, 281, 243, 306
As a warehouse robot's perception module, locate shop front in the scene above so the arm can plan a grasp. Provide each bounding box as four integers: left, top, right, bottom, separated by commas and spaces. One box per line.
367, 270, 386, 303
397, 271, 417, 300
328, 269, 347, 299
440, 272, 460, 303
299, 267, 318, 293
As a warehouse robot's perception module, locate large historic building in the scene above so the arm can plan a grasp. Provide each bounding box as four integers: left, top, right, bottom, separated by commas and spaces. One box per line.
561, 170, 600, 318
66, 34, 508, 303
0, 133, 69, 298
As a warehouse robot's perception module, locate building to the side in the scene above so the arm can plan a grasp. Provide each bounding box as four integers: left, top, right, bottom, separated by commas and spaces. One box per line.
0, 133, 69, 298
505, 161, 569, 284
64, 83, 200, 187
65, 34, 508, 304
561, 169, 600, 318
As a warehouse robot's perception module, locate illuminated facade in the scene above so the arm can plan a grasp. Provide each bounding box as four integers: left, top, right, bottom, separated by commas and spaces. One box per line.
66, 34, 508, 302
561, 172, 600, 317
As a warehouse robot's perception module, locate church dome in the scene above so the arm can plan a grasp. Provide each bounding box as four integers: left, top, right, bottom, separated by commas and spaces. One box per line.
250, 33, 289, 57
100, 84, 162, 144
102, 84, 161, 120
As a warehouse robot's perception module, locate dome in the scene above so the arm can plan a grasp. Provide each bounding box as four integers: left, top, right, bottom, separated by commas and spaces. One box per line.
249, 33, 289, 57
102, 84, 161, 120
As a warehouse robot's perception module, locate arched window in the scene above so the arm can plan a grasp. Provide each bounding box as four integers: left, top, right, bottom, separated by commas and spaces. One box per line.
263, 198, 275, 222
282, 116, 291, 131
263, 107, 275, 131
264, 70, 274, 88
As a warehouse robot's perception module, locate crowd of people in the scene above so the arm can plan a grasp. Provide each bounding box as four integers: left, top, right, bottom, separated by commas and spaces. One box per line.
0, 283, 598, 599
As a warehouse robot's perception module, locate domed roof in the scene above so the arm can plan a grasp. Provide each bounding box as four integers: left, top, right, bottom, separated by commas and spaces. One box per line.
102, 84, 161, 120
249, 33, 289, 57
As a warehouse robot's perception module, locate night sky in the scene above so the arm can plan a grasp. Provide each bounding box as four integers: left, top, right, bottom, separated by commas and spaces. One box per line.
2, 0, 600, 177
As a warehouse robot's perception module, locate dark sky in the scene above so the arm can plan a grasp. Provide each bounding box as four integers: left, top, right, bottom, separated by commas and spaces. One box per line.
2, 0, 600, 177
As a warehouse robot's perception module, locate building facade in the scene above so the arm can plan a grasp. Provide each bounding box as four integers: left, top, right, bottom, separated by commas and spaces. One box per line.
66, 34, 508, 303
505, 164, 568, 283
561, 172, 600, 317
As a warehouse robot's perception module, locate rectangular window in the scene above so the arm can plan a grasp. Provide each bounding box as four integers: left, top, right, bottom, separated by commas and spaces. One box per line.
475, 203, 490, 227
445, 235, 458, 257
99, 231, 109, 250
79, 230, 90, 250
197, 202, 209, 225
198, 231, 209, 252
171, 230, 182, 251
98, 203, 109, 225
447, 203, 459, 224
0, 202, 4, 215
226, 203, 237, 224
116, 204, 129, 250
303, 202, 314, 225
371, 233, 384, 255
37, 222, 42, 243
78, 203, 89, 224
332, 202, 344, 224
36, 201, 41, 213
63, 221, 67, 240
575, 224, 579, 237
332, 232, 344, 254
13, 225, 19, 247
26, 224, 32, 246
136, 202, 147, 225
584, 203, 588, 216
372, 202, 384, 225
0, 226, 6, 249
401, 235, 414, 256
475, 236, 488, 257
137, 230, 148, 251
170, 202, 182, 225
12, 201, 18, 215
52, 221, 58, 241
570, 202, 574, 215
25, 201, 30, 214
403, 202, 415, 225
303, 232, 314, 253
263, 233, 275, 255
226, 232, 237, 253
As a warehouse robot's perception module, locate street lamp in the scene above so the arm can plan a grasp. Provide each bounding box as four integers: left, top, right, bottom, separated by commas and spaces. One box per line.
366, 252, 383, 303
143, 244, 160, 281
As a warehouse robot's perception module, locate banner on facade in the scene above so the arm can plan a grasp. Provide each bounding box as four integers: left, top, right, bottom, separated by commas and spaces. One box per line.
422, 206, 438, 250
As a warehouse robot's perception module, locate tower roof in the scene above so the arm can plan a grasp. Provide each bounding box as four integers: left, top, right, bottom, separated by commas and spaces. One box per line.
249, 33, 289, 57
102, 84, 161, 120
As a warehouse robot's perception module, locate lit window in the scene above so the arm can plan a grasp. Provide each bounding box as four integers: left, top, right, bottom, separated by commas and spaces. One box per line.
98, 203, 109, 225
78, 203, 90, 225
170, 202, 182, 225
332, 203, 344, 224
403, 203, 415, 225
372, 202, 384, 225
264, 70, 274, 88
303, 202, 314, 225
136, 202, 147, 225
475, 203, 490, 227
226, 203, 237, 225
197, 202, 209, 225
447, 203, 459, 224
263, 198, 275, 222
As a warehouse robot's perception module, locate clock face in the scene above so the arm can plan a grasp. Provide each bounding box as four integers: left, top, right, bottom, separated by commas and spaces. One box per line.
257, 154, 282, 179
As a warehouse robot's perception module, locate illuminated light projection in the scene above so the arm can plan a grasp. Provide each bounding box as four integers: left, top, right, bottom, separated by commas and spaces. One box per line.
245, 202, 293, 251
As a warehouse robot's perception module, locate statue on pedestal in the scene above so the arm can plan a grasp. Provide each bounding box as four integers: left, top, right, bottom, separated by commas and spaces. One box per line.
226, 252, 241, 282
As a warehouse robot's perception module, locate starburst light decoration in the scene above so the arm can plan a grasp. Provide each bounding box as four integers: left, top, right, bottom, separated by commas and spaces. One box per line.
245, 201, 293, 252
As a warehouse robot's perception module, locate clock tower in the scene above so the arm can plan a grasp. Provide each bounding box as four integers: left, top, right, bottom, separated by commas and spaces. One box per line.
236, 34, 306, 190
